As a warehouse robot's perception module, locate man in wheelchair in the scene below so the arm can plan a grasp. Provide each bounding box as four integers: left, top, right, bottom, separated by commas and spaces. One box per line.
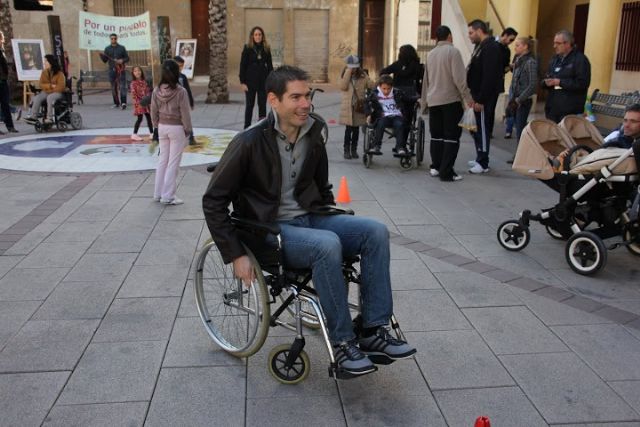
203, 65, 415, 378
365, 74, 412, 156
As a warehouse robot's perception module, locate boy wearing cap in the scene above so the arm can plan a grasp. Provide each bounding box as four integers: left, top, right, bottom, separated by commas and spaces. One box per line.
339, 55, 374, 159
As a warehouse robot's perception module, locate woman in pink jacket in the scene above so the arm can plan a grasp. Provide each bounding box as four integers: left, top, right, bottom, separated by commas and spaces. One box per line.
150, 60, 192, 205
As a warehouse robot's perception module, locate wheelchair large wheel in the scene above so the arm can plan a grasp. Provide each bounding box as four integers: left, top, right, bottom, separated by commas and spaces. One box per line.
278, 286, 321, 330
268, 344, 310, 385
497, 220, 530, 251
362, 127, 373, 168
565, 231, 607, 275
194, 239, 270, 357
416, 117, 425, 166
624, 228, 640, 256
70, 112, 82, 130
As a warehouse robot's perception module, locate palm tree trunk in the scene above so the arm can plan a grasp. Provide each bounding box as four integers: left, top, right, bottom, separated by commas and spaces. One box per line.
206, 0, 229, 103
0, 0, 18, 96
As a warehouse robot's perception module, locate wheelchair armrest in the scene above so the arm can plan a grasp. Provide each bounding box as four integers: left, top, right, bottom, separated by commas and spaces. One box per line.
310, 206, 354, 216
230, 213, 281, 236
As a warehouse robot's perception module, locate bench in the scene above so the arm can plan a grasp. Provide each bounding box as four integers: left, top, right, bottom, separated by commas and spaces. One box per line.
590, 89, 640, 136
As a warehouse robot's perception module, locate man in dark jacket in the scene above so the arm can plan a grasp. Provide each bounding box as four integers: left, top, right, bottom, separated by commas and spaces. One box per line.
203, 65, 415, 378
0, 30, 18, 134
466, 19, 503, 173
101, 33, 129, 109
542, 30, 591, 123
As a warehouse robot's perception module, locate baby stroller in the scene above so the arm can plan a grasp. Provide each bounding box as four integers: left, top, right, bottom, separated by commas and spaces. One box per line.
497, 117, 640, 275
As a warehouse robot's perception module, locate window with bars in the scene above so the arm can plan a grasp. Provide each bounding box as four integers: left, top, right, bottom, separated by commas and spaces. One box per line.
616, 1, 640, 72
113, 0, 148, 66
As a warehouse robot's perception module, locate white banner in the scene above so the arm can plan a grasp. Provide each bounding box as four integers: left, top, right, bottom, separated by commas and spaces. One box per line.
79, 11, 151, 51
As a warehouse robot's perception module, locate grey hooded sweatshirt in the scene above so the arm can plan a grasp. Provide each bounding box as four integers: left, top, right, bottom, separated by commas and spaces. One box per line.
150, 83, 192, 134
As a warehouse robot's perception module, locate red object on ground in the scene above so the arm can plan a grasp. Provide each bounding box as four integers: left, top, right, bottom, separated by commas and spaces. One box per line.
474, 416, 491, 427
328, 119, 336, 124
335, 176, 351, 203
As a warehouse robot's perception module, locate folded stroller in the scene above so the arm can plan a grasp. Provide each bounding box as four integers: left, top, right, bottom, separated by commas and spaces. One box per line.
497, 117, 640, 275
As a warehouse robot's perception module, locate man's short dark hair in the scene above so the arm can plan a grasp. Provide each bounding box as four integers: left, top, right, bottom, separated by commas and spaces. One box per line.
265, 65, 309, 100
377, 74, 393, 86
174, 55, 185, 64
502, 27, 518, 37
625, 103, 640, 114
467, 19, 488, 34
435, 25, 451, 42
109, 33, 117, 39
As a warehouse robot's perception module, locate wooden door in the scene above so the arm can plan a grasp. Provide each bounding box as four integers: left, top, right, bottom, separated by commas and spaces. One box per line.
573, 4, 589, 53
363, 0, 385, 75
191, 0, 210, 76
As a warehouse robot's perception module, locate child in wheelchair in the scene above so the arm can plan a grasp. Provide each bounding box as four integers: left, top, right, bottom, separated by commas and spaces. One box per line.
364, 74, 412, 156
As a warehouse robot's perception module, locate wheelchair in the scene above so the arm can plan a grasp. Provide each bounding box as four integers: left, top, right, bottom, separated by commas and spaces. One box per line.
26, 88, 82, 133
361, 98, 425, 169
194, 197, 410, 384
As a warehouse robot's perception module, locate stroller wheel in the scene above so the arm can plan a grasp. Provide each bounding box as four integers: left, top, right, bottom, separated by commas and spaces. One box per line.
565, 231, 607, 275
497, 220, 530, 251
545, 225, 566, 240
623, 229, 640, 256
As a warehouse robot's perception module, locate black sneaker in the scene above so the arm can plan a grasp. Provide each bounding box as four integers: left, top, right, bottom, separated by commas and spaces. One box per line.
333, 340, 377, 376
350, 149, 359, 159
121, 103, 126, 110
358, 326, 416, 364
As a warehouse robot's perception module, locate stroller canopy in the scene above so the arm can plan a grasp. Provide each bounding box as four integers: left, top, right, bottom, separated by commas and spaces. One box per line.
559, 116, 604, 152
512, 119, 575, 180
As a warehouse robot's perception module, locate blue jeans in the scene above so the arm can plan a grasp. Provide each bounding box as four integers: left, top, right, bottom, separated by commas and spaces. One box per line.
278, 214, 393, 343
375, 115, 406, 150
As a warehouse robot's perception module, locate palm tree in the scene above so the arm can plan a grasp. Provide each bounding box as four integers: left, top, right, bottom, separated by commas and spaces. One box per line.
206, 0, 229, 103
0, 0, 18, 94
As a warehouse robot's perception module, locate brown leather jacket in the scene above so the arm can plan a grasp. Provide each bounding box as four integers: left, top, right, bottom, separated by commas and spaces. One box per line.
202, 112, 334, 264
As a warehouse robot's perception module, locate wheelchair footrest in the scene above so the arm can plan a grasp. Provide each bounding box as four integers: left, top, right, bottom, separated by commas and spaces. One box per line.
392, 153, 415, 158
329, 364, 378, 380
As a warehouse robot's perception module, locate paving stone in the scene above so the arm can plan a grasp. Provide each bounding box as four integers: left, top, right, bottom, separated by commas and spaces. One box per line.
464, 306, 568, 355
67, 191, 132, 222
88, 229, 151, 253
0, 267, 69, 301
607, 381, 640, 414
93, 297, 180, 342
392, 290, 471, 332
44, 220, 109, 243
0, 319, 99, 372
0, 372, 70, 427
435, 272, 522, 308
2, 221, 59, 256
135, 239, 198, 267
500, 352, 638, 424
43, 401, 147, 427
555, 268, 640, 301
0, 300, 41, 349
482, 268, 522, 283
343, 392, 446, 427
58, 340, 165, 405
149, 219, 204, 242
533, 285, 574, 302
177, 279, 198, 318
390, 259, 441, 290
32, 281, 121, 320
551, 324, 640, 381
509, 287, 613, 327
478, 253, 564, 286
146, 366, 245, 427
163, 317, 244, 368
118, 264, 189, 298
246, 395, 346, 427
0, 255, 22, 278
64, 253, 136, 283
507, 276, 547, 292
434, 386, 548, 427
408, 330, 515, 390
592, 306, 638, 324
418, 253, 467, 273
15, 241, 92, 269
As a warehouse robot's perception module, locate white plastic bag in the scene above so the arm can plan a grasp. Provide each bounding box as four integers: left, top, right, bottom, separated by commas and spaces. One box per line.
458, 108, 477, 132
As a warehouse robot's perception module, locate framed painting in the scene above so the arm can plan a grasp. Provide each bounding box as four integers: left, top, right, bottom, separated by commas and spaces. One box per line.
175, 38, 197, 79
11, 39, 45, 81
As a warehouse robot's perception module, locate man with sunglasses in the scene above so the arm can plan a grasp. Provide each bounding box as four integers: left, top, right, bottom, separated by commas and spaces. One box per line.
101, 33, 129, 109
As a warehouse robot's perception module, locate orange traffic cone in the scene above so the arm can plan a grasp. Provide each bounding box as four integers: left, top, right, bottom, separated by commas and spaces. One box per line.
474, 416, 491, 427
335, 176, 352, 203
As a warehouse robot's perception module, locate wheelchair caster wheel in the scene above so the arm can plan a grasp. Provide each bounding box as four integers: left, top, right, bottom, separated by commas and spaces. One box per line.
268, 344, 310, 384
497, 220, 530, 251
57, 121, 68, 132
34, 121, 43, 133
400, 156, 412, 169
